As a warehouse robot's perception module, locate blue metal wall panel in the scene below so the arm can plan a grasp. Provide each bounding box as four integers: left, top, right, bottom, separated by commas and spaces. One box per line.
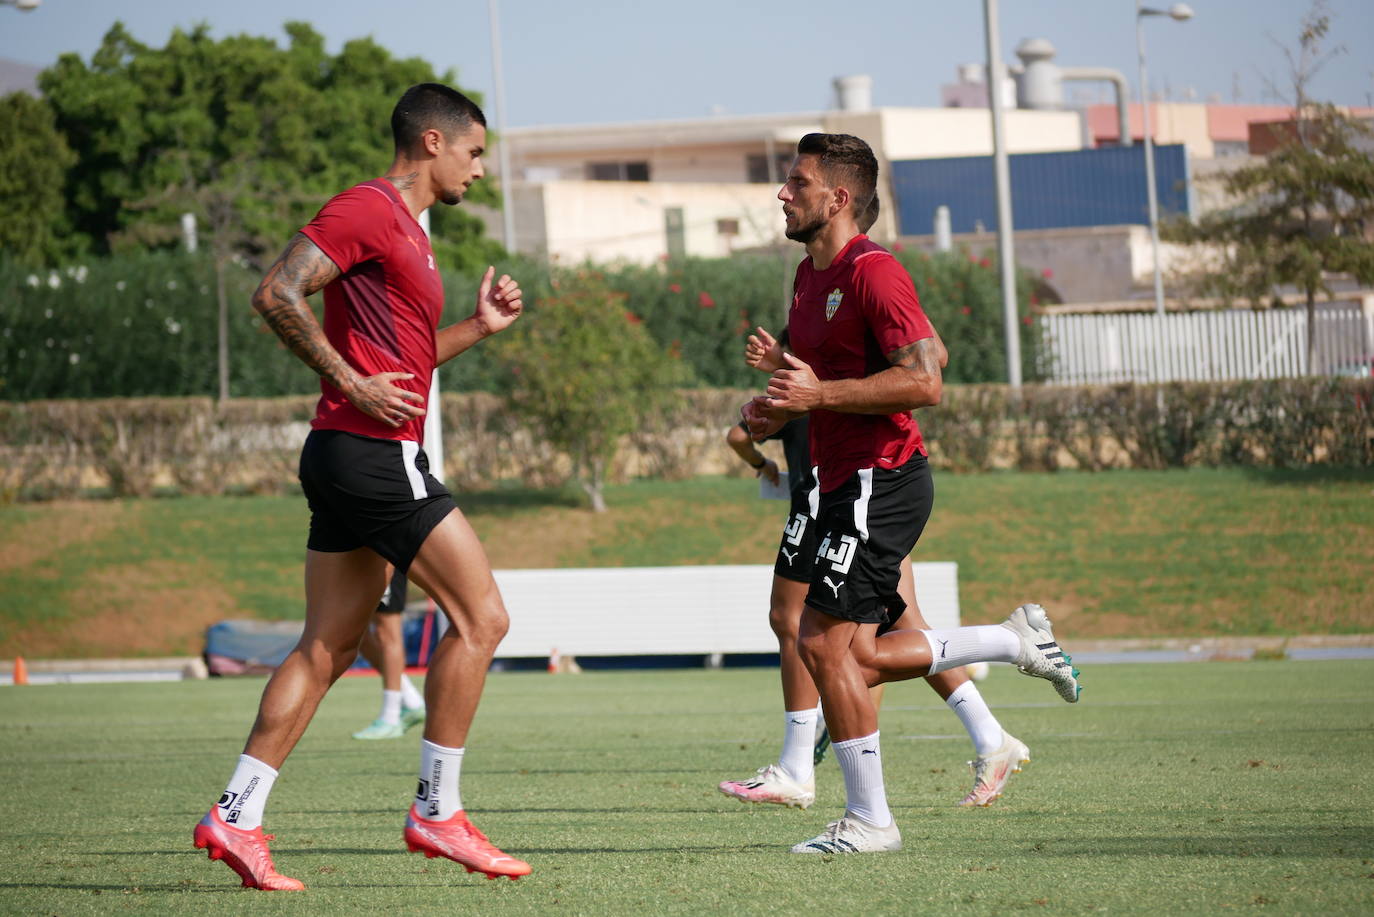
891, 144, 1189, 235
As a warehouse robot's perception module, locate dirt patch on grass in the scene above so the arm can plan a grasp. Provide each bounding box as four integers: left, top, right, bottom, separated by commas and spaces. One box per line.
7, 560, 234, 658
0, 501, 130, 575
957, 583, 1158, 637
469, 508, 574, 569
470, 502, 646, 569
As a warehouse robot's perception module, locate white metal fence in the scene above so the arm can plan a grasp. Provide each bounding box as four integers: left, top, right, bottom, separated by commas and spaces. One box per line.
1039, 303, 1373, 385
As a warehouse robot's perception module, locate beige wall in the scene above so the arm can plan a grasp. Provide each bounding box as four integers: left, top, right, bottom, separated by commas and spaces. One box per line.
859, 108, 1083, 160
515, 141, 771, 184
1149, 103, 1215, 159
512, 181, 787, 265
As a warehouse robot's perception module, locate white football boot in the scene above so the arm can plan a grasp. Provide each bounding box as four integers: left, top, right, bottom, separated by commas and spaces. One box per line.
718, 764, 815, 809
957, 732, 1031, 807
1000, 603, 1082, 703
790, 813, 902, 854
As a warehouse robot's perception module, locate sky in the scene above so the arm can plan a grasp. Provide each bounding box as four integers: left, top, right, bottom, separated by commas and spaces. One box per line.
2, 0, 1372, 128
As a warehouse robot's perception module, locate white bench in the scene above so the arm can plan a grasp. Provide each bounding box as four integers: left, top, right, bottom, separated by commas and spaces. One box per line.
490, 562, 960, 659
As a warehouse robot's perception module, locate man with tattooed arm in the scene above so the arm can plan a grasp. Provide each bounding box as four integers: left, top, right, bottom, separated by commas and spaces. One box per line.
193, 83, 531, 889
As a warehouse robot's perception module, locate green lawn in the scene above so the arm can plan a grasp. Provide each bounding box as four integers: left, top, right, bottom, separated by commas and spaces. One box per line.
0, 661, 1371, 914
1, 467, 1371, 658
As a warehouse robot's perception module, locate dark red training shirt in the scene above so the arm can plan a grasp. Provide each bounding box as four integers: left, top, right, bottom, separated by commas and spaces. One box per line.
299, 179, 444, 443
787, 234, 935, 492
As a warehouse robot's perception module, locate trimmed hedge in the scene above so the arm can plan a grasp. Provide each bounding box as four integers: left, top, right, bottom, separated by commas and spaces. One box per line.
921, 378, 1374, 472
0, 247, 1043, 401
2, 378, 1367, 501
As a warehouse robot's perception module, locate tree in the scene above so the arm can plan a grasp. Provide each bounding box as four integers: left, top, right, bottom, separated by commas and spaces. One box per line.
1164, 3, 1374, 372
37, 21, 503, 398
0, 92, 76, 265
492, 275, 692, 511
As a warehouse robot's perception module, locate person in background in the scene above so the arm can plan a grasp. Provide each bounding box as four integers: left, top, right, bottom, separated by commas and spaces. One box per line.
352, 564, 427, 740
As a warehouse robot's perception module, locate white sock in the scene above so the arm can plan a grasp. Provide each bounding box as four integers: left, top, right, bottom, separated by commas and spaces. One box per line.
832, 732, 892, 827
924, 626, 1020, 675
400, 674, 425, 711
946, 681, 1004, 756
417, 739, 465, 821
216, 754, 277, 831
379, 689, 403, 725
777, 708, 819, 783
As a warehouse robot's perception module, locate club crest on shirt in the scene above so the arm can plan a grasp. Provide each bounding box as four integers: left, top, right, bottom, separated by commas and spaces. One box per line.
825, 288, 844, 321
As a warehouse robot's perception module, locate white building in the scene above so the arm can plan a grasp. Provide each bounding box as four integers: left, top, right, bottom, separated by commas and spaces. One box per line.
482, 83, 1083, 265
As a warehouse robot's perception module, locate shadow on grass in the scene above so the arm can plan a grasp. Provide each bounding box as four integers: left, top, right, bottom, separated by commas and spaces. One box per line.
1238, 466, 1374, 487
456, 485, 584, 515
0, 882, 230, 893
0, 880, 482, 892
1032, 825, 1373, 859
295, 806, 737, 819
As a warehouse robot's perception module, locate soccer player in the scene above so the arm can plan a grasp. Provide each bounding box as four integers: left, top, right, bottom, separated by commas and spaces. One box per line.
720, 196, 1027, 811
740, 133, 1080, 854
720, 415, 1025, 811
193, 83, 531, 890
352, 564, 427, 740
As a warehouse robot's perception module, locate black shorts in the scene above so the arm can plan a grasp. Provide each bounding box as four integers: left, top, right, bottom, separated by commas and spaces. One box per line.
298, 429, 455, 573
805, 452, 934, 625
774, 468, 820, 583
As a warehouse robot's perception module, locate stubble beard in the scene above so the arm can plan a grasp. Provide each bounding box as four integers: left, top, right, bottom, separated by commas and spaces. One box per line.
784, 211, 826, 244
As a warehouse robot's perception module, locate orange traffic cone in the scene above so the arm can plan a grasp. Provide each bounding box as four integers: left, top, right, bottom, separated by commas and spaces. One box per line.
12, 656, 28, 686
548, 648, 560, 674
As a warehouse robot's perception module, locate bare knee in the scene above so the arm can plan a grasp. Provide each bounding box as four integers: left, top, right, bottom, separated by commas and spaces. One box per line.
849, 639, 878, 678
768, 601, 800, 647
476, 607, 511, 650
447, 601, 510, 655
295, 637, 360, 683
795, 629, 831, 675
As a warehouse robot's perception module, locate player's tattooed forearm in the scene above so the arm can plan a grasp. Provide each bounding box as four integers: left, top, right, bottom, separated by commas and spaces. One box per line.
887, 338, 942, 377
386, 171, 419, 190
254, 235, 349, 384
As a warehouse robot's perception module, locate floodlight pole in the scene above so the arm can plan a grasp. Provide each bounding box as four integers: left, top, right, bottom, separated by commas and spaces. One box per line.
983, 0, 1022, 389
1136, 2, 1193, 316
489, 0, 517, 252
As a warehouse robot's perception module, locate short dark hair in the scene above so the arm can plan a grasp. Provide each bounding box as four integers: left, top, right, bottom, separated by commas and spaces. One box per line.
796, 133, 879, 219
391, 83, 487, 154
858, 194, 880, 234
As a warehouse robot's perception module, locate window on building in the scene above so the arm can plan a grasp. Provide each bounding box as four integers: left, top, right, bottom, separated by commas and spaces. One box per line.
587, 161, 651, 181
746, 152, 793, 183
716, 218, 740, 236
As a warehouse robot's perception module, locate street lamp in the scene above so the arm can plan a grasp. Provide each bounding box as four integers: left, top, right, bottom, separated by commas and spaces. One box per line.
1136, 1, 1192, 315
488, 0, 516, 253
983, 0, 1022, 389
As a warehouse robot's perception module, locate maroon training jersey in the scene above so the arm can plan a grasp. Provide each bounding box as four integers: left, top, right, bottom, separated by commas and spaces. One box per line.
299, 179, 443, 443
787, 234, 935, 492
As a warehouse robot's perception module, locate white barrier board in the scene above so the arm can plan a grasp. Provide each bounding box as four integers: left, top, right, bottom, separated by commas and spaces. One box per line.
492, 562, 960, 658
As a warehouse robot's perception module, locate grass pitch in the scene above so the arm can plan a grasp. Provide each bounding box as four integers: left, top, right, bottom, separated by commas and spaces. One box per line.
1, 660, 1371, 915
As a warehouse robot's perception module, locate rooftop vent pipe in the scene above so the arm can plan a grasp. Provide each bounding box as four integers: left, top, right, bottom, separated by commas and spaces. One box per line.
1014, 38, 1132, 147
834, 74, 873, 112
